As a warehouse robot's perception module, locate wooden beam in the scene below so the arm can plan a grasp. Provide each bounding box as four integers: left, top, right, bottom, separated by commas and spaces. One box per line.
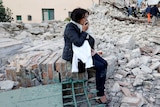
110, 16, 147, 23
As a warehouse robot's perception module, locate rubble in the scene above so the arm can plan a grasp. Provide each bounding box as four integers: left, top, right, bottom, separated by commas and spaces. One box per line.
0, 2, 160, 107
101, 0, 137, 8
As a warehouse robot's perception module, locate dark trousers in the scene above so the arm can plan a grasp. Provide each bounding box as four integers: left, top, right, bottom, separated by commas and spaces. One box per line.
92, 53, 108, 96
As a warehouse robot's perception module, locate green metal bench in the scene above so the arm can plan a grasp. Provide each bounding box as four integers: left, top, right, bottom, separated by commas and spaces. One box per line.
56, 59, 106, 107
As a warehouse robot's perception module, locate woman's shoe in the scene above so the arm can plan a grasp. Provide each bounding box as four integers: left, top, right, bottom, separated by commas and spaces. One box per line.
96, 95, 111, 104
96, 98, 106, 104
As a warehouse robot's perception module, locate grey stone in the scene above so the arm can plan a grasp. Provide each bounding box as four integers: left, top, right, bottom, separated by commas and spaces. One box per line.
114, 73, 123, 80
140, 65, 152, 74
117, 35, 135, 50
0, 80, 14, 90
121, 97, 143, 107
150, 62, 160, 70
104, 55, 117, 78
155, 99, 160, 105
112, 82, 121, 92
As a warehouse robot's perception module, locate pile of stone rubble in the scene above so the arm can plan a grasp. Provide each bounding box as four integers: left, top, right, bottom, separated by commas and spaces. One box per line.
0, 2, 160, 107
0, 21, 67, 90
101, 0, 138, 8
88, 4, 160, 107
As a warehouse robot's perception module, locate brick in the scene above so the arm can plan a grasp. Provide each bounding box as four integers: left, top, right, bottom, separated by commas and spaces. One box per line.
5, 67, 17, 81
47, 53, 60, 82
48, 63, 53, 80
55, 57, 66, 72
42, 72, 48, 85
40, 53, 56, 84
31, 63, 38, 69
121, 87, 132, 97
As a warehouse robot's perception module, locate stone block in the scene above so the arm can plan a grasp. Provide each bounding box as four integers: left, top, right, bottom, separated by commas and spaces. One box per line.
114, 73, 123, 80
126, 58, 140, 69
104, 55, 117, 78
140, 65, 152, 74
140, 56, 151, 66
5, 67, 17, 81
121, 97, 143, 107
152, 73, 160, 79
131, 48, 141, 59
112, 82, 121, 92
131, 68, 143, 76
121, 87, 132, 97
150, 62, 160, 70
118, 35, 135, 49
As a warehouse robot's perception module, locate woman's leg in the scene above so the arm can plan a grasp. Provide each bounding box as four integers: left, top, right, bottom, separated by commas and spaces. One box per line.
93, 53, 108, 68
96, 69, 106, 96
92, 54, 107, 97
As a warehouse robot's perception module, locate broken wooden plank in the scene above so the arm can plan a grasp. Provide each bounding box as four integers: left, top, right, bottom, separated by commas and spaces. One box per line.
110, 16, 147, 23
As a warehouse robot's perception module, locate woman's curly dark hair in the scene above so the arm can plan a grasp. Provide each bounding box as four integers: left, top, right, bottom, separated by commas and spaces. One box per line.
71, 8, 89, 23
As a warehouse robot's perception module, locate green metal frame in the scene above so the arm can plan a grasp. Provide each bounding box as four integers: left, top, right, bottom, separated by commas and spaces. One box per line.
62, 79, 106, 107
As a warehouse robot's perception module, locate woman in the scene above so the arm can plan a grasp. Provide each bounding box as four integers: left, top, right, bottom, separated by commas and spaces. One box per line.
62, 8, 108, 104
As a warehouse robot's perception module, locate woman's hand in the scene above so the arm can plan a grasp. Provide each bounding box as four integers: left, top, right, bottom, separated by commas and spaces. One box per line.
82, 21, 89, 32
91, 49, 96, 56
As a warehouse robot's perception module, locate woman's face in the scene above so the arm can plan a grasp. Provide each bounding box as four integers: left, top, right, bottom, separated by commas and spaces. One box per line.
79, 13, 89, 25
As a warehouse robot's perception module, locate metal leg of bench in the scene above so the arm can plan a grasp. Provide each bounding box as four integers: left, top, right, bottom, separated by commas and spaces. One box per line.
61, 61, 94, 106
82, 79, 91, 107
71, 81, 78, 107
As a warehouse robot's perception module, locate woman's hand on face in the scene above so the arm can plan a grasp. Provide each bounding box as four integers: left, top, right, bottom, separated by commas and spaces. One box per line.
82, 21, 89, 32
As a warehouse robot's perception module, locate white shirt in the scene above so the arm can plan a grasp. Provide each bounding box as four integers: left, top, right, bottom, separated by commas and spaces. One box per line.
71, 21, 93, 72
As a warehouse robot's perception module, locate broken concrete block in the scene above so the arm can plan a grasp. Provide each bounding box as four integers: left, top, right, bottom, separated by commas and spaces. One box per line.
140, 65, 152, 74
104, 55, 117, 78
150, 62, 160, 70
0, 39, 23, 58
121, 97, 143, 107
0, 80, 14, 90
121, 87, 132, 97
131, 48, 141, 59
112, 82, 121, 92
126, 58, 140, 69
117, 35, 135, 50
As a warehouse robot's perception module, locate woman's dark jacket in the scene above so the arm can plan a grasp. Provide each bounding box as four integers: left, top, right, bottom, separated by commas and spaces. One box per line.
62, 22, 95, 61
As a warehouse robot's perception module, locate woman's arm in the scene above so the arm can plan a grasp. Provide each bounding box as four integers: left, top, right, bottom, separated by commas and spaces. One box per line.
66, 23, 88, 47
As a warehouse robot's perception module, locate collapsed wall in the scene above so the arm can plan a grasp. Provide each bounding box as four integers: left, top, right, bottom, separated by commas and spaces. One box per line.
0, 3, 160, 107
